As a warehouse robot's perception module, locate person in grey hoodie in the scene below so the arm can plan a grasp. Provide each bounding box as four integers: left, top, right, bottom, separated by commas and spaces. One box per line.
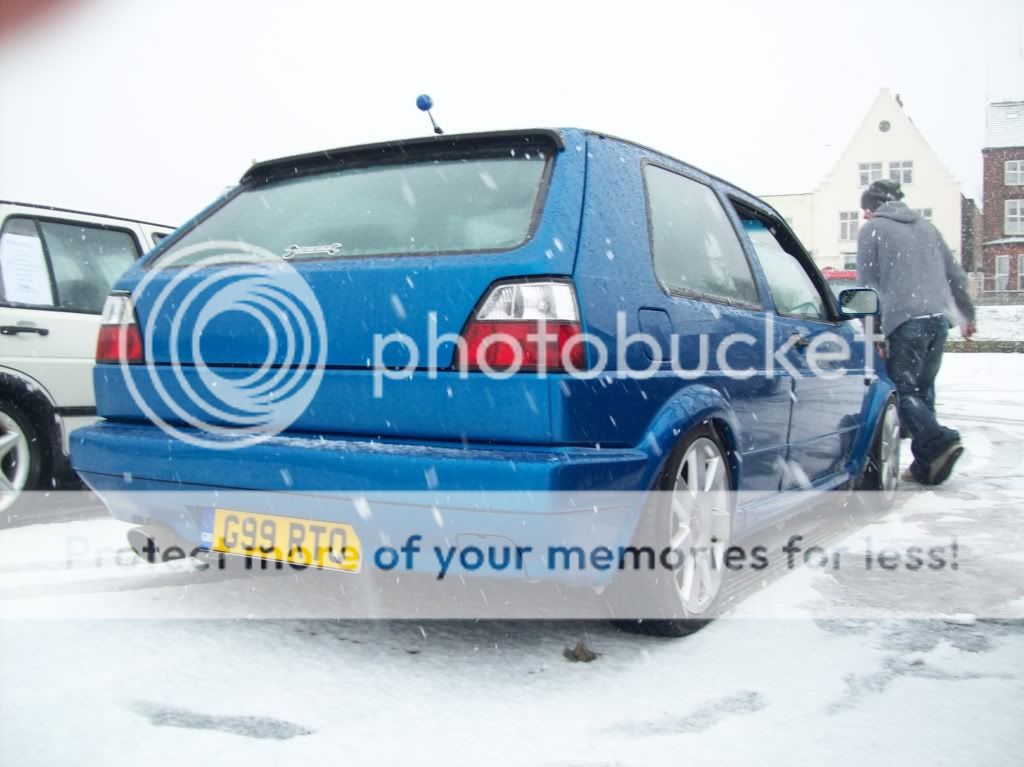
856, 179, 976, 486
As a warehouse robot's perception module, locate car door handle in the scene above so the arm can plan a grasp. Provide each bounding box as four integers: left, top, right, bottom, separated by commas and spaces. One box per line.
0, 325, 49, 337
789, 331, 810, 348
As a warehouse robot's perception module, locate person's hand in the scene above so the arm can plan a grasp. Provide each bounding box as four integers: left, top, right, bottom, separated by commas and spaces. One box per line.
962, 322, 977, 341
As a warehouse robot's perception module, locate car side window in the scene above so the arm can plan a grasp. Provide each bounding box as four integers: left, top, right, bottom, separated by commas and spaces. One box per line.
0, 217, 140, 314
741, 218, 827, 321
37, 220, 140, 313
644, 165, 759, 306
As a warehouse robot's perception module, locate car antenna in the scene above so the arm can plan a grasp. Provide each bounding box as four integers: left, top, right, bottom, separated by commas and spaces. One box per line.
416, 94, 443, 135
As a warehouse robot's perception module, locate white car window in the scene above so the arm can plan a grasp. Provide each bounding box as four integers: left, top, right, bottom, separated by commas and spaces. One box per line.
37, 220, 140, 313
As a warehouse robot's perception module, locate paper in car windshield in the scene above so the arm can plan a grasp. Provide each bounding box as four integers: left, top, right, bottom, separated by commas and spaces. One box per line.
0, 231, 55, 306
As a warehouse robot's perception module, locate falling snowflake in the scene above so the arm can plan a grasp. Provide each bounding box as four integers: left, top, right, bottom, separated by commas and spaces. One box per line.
390, 294, 407, 319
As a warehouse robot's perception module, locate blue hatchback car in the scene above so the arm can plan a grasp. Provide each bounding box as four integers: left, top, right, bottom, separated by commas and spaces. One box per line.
71, 128, 899, 634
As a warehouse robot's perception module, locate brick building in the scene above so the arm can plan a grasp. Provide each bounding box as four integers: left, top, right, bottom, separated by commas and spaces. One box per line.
961, 195, 982, 272
981, 101, 1024, 296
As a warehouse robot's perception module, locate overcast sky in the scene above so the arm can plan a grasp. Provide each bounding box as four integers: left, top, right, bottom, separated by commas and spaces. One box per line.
1, 0, 1021, 225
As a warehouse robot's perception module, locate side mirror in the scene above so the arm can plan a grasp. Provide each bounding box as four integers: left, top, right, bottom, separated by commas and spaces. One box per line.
838, 287, 879, 318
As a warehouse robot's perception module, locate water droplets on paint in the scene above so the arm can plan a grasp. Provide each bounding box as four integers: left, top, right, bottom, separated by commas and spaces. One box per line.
553, 237, 564, 253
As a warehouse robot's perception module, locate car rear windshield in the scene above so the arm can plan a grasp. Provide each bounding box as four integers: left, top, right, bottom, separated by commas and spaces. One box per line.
154, 151, 551, 266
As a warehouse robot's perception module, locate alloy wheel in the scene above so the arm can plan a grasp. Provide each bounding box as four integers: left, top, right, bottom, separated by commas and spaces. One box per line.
878, 402, 901, 501
0, 410, 31, 512
668, 436, 731, 615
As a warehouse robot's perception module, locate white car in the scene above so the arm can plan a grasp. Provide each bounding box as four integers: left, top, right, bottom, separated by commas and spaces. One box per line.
0, 201, 173, 515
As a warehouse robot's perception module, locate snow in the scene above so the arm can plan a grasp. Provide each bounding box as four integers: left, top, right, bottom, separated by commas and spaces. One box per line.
1, 354, 1023, 765
949, 304, 1024, 341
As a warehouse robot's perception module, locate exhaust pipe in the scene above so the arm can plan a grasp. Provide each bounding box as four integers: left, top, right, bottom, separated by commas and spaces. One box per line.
126, 524, 191, 564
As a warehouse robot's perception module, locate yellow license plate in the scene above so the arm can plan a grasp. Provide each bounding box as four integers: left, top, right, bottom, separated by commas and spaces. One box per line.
211, 509, 361, 572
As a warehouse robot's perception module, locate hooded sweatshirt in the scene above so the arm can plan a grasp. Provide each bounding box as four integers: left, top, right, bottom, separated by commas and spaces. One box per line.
856, 201, 975, 336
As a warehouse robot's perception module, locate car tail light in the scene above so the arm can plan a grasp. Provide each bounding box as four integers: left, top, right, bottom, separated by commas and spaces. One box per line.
457, 280, 585, 372
96, 295, 143, 363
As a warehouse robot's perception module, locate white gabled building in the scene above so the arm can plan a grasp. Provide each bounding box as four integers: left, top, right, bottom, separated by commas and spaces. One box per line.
762, 89, 963, 271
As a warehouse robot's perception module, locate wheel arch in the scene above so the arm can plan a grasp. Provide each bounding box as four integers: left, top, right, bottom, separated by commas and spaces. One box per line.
0, 368, 63, 478
640, 384, 743, 491
847, 378, 898, 479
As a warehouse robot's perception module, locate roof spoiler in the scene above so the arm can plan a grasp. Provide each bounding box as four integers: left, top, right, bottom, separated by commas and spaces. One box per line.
240, 129, 565, 185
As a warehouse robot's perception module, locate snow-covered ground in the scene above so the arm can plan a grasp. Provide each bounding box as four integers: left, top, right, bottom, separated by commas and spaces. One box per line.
949, 304, 1024, 341
1, 354, 1022, 766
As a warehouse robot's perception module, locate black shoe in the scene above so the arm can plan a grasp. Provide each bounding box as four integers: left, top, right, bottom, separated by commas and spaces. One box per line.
927, 441, 964, 486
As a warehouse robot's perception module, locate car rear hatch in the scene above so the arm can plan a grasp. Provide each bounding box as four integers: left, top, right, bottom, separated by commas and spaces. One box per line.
99, 129, 588, 443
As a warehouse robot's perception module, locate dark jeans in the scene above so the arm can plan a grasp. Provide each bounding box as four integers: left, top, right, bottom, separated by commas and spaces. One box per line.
886, 316, 960, 482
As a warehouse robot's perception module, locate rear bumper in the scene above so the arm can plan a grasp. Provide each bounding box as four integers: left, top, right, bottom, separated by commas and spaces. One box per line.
71, 421, 654, 584
71, 421, 651, 493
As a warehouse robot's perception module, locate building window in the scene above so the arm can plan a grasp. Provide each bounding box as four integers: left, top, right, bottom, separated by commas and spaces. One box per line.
839, 211, 859, 241
995, 255, 1009, 290
1007, 160, 1024, 186
913, 208, 933, 221
1006, 200, 1024, 235
1019, 254, 1024, 291
970, 272, 985, 296
843, 256, 857, 270
859, 162, 882, 187
889, 161, 913, 184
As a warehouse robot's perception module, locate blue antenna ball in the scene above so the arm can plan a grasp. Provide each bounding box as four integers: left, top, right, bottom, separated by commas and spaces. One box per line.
416, 94, 434, 112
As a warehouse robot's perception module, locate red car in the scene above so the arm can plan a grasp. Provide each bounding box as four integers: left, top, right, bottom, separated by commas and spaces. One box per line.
821, 268, 859, 296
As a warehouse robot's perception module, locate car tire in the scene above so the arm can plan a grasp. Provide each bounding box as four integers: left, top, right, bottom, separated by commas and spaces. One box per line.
613, 424, 735, 638
854, 398, 900, 509
0, 399, 45, 515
